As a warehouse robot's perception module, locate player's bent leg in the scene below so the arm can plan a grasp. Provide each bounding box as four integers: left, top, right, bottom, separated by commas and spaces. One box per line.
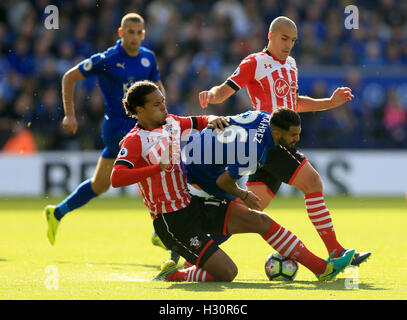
245, 183, 274, 211
153, 249, 236, 282
290, 161, 345, 257
201, 249, 238, 282
151, 230, 181, 265
226, 202, 353, 281
289, 161, 323, 194
290, 162, 371, 265
153, 253, 234, 282
43, 156, 114, 245
90, 156, 115, 195
226, 201, 271, 235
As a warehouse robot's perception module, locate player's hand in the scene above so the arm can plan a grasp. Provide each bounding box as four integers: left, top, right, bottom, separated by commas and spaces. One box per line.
330, 87, 354, 108
160, 142, 175, 171
242, 190, 261, 210
207, 116, 230, 131
62, 115, 78, 134
199, 90, 214, 109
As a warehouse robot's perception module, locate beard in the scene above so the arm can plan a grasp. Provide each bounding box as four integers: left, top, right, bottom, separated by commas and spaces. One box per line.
278, 137, 295, 149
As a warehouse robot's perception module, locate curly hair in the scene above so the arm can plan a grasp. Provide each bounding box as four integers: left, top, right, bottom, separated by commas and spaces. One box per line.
122, 80, 159, 117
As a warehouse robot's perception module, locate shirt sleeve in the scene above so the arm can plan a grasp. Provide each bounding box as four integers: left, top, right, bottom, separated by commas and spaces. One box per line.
77, 52, 108, 78
227, 163, 258, 180
111, 134, 162, 187
226, 55, 256, 91
176, 115, 212, 136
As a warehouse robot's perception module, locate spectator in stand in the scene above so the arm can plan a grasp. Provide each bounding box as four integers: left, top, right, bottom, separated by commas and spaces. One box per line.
0, 0, 406, 151
383, 90, 407, 147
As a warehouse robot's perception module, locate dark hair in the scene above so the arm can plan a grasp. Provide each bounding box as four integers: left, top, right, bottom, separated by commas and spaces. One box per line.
122, 80, 159, 116
270, 108, 301, 130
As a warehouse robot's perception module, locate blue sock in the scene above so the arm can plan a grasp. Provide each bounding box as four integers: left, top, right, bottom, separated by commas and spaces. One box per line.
210, 234, 231, 246
54, 179, 97, 220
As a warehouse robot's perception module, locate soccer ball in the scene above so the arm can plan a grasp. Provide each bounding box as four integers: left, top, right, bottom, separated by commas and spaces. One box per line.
265, 252, 299, 281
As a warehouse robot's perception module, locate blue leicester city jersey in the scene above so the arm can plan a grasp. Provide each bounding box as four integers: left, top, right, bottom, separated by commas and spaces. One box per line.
78, 40, 161, 120
184, 110, 273, 199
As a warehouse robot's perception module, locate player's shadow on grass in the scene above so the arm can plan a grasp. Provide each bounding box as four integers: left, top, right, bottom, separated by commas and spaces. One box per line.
163, 279, 384, 292
55, 260, 161, 270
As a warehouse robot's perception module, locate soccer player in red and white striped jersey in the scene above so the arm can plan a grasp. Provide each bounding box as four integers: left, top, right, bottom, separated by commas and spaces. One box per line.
112, 112, 201, 217
198, 16, 370, 265
110, 80, 356, 282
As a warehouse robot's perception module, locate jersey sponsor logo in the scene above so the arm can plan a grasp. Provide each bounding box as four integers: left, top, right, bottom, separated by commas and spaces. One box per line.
264, 63, 273, 69
83, 59, 93, 71
273, 78, 290, 98
116, 62, 125, 69
141, 57, 150, 67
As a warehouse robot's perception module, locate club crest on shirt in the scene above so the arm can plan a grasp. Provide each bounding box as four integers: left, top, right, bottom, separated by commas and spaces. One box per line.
118, 147, 128, 157
141, 57, 150, 67
190, 236, 201, 249
231, 66, 240, 77
83, 59, 93, 71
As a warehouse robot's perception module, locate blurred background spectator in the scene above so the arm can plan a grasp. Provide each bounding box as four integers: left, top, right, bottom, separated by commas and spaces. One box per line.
0, 0, 406, 151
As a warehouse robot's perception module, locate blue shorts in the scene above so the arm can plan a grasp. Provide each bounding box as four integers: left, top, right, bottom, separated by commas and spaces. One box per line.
101, 114, 137, 159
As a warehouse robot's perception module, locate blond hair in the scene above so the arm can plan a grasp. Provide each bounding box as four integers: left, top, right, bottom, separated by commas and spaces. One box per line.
121, 13, 144, 28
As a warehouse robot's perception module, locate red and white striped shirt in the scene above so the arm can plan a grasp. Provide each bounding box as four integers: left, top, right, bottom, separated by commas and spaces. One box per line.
227, 50, 298, 113
111, 114, 210, 219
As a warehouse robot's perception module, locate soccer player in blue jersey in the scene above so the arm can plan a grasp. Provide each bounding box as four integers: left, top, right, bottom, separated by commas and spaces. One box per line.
185, 109, 276, 206
185, 108, 369, 267
185, 109, 299, 210
181, 109, 293, 251
44, 13, 166, 245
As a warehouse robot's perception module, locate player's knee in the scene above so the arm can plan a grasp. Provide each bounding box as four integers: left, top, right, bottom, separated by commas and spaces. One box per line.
259, 211, 272, 224
299, 172, 323, 194
91, 180, 111, 195
219, 263, 238, 282
256, 211, 274, 232
307, 173, 323, 192
210, 257, 238, 282
243, 210, 273, 234
258, 199, 270, 211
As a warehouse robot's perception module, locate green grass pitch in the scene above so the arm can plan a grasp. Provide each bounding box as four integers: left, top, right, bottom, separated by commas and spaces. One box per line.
0, 195, 406, 300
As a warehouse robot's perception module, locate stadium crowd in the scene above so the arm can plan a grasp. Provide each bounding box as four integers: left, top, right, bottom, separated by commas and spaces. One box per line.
0, 0, 406, 152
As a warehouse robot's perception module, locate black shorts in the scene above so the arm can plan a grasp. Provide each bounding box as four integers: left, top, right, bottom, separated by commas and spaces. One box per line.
247, 146, 307, 196
153, 196, 233, 268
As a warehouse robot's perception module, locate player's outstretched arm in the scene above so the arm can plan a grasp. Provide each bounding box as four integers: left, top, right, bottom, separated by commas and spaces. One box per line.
297, 87, 354, 113
216, 171, 261, 210
199, 83, 235, 109
61, 66, 85, 134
